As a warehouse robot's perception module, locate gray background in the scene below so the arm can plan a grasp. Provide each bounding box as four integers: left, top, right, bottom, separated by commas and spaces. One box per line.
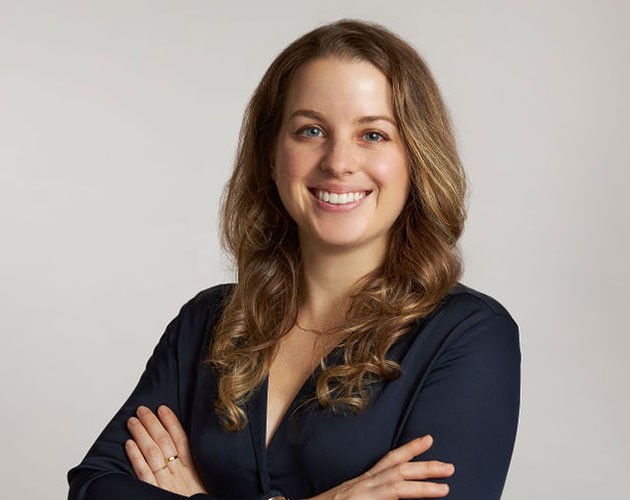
1, 1, 628, 499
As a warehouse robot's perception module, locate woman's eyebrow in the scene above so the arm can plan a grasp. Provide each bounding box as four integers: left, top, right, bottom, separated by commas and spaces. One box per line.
355, 115, 397, 127
289, 109, 397, 127
289, 109, 324, 121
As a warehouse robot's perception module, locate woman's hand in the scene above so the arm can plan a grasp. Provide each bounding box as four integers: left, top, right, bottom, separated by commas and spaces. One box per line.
125, 405, 208, 497
308, 435, 454, 500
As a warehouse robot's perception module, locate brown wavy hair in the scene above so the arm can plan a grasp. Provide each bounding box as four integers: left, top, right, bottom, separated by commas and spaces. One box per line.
207, 19, 467, 431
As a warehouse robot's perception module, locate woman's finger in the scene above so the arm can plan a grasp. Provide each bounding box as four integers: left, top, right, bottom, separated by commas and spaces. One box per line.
135, 406, 179, 463
367, 435, 434, 475
356, 457, 454, 497
397, 460, 455, 481
124, 406, 208, 496
127, 414, 173, 474
372, 479, 450, 499
125, 439, 159, 486
157, 405, 194, 467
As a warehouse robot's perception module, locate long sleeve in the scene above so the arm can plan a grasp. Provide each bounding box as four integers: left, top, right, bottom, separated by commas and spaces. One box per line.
67, 286, 286, 500
394, 312, 521, 500
67, 291, 205, 500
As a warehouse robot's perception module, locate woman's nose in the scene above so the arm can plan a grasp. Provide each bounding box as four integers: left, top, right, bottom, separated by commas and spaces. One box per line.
319, 138, 357, 176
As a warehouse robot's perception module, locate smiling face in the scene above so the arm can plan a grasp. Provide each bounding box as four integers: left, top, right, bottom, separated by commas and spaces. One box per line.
271, 57, 410, 259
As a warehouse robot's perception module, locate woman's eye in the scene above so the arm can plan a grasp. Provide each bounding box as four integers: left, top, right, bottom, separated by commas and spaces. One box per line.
364, 131, 386, 142
298, 127, 324, 138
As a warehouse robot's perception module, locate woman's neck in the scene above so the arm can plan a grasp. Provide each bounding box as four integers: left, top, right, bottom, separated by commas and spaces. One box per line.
298, 238, 387, 328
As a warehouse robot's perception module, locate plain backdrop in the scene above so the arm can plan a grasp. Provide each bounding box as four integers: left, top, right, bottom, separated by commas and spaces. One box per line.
1, 1, 628, 499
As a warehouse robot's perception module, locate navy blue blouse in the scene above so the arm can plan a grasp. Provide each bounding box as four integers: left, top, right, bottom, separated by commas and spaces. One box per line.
67, 283, 520, 500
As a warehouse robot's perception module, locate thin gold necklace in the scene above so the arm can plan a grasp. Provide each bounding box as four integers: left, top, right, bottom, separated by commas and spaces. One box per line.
294, 320, 327, 335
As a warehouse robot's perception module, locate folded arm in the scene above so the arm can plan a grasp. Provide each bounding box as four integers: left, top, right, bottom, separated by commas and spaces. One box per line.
394, 313, 521, 500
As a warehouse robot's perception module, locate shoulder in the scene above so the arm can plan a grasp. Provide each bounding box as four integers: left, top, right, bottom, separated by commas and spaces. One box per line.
417, 282, 520, 358
182, 282, 235, 310
178, 283, 235, 319
166, 283, 235, 357
431, 282, 519, 332
440, 282, 515, 318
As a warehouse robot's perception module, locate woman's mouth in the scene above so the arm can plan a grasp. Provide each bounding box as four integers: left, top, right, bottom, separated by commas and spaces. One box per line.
311, 189, 372, 206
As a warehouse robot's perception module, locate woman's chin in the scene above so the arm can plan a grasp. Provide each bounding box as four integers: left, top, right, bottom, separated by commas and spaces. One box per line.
304, 230, 384, 254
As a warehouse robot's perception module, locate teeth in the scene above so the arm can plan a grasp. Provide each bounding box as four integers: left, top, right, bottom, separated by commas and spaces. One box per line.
315, 190, 367, 205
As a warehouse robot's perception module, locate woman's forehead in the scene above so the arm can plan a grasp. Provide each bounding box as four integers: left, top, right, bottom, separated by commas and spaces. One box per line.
281, 57, 394, 122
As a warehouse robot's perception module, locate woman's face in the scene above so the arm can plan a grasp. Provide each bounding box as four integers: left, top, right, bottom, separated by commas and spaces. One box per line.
271, 57, 409, 258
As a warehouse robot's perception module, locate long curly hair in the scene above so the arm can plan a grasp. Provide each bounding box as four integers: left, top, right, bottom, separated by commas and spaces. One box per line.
207, 19, 467, 431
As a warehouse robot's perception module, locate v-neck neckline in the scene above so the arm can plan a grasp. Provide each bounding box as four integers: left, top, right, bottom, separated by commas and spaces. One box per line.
262, 375, 307, 452
244, 345, 342, 492
244, 329, 417, 490
262, 343, 344, 453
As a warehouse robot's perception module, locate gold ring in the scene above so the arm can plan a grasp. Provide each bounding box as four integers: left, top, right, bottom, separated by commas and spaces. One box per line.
165, 454, 179, 464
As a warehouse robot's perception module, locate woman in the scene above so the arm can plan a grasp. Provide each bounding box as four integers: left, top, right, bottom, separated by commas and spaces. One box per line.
68, 20, 520, 500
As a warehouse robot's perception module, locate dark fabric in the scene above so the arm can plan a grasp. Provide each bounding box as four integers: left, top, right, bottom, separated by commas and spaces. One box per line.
67, 282, 521, 500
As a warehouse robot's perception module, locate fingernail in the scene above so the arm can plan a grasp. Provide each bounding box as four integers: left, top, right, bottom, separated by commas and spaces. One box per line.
158, 405, 168, 415
127, 417, 137, 426
137, 406, 148, 416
